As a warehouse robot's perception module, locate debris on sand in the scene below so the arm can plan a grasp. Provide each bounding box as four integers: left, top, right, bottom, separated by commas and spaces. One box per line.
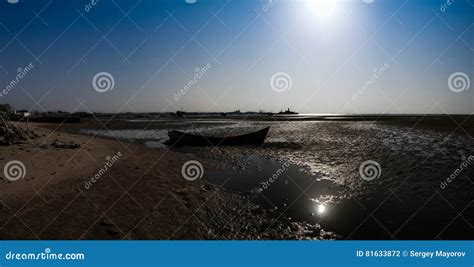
52, 141, 81, 149
0, 113, 36, 146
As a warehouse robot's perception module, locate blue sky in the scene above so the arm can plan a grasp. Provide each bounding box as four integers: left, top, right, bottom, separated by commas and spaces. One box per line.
0, 0, 472, 114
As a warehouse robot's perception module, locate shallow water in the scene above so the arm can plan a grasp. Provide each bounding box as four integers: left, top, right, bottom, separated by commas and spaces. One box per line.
79, 122, 259, 142
80, 128, 170, 142
207, 155, 350, 237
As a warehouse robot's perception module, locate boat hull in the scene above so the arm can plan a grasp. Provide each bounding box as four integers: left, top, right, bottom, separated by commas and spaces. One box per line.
167, 127, 270, 146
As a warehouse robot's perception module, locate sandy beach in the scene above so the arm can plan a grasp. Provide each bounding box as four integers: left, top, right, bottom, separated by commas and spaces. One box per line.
0, 122, 329, 240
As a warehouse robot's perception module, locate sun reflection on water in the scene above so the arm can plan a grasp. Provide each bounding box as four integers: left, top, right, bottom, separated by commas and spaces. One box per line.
311, 195, 340, 217
317, 204, 326, 214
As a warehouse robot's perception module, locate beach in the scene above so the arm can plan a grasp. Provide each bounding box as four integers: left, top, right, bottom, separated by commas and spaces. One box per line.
0, 116, 472, 240
0, 122, 326, 240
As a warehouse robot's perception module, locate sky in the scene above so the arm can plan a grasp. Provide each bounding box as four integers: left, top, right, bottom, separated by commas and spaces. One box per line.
0, 0, 472, 114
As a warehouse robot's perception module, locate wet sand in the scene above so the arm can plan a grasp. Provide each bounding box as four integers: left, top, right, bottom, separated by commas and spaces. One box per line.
1, 116, 473, 240
180, 119, 473, 239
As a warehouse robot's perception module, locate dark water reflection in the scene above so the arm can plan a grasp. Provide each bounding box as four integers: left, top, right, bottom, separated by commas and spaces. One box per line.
207, 155, 473, 240
207, 156, 356, 238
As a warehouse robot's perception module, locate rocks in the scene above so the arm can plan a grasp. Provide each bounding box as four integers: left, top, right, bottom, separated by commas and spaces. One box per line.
0, 113, 35, 146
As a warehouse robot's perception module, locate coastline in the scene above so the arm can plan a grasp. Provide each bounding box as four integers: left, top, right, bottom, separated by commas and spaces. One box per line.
1, 117, 472, 240
0, 123, 322, 240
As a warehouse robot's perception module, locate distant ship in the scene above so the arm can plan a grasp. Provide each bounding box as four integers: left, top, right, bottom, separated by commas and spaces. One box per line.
278, 108, 298, 115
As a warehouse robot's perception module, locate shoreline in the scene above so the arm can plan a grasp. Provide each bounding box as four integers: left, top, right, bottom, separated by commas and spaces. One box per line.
0, 123, 319, 240
1, 118, 472, 240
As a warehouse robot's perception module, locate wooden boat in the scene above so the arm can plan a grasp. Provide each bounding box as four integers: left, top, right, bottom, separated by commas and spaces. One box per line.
167, 127, 270, 146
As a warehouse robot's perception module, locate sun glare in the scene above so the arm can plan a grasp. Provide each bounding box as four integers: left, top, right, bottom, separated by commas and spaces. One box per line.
317, 204, 326, 214
306, 0, 341, 22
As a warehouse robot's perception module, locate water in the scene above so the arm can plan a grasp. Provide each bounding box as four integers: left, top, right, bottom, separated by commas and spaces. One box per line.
207, 155, 349, 238
79, 129, 170, 142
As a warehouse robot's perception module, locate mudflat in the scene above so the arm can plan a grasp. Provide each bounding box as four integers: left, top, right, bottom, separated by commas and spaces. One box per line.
1, 116, 472, 240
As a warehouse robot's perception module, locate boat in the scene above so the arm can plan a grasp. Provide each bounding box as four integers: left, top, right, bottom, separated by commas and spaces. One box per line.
278, 108, 298, 115
167, 127, 270, 146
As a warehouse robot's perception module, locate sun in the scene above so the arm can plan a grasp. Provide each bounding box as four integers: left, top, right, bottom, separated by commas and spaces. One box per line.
306, 0, 342, 22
